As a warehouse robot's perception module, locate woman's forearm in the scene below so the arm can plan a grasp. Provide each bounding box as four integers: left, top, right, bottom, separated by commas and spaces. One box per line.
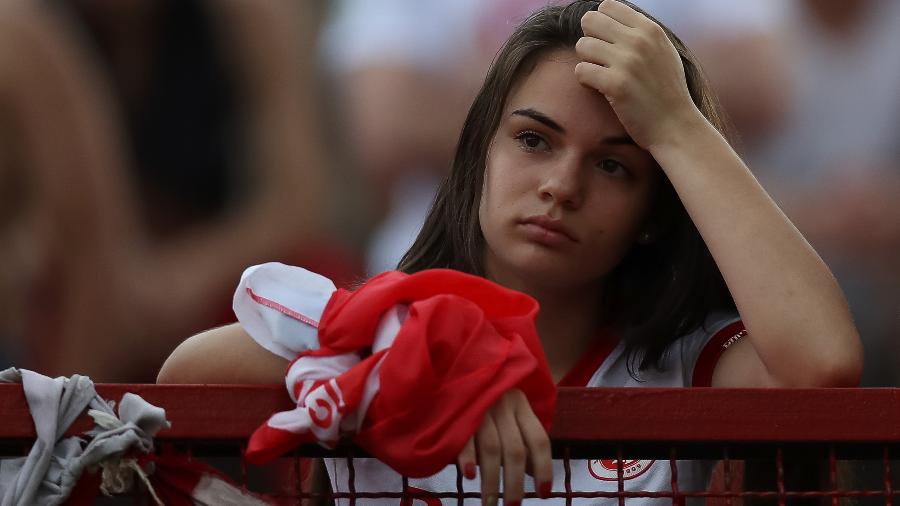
649, 114, 862, 386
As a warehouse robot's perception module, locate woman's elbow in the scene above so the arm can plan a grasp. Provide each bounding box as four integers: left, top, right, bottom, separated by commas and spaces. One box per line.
818, 350, 864, 388
825, 329, 864, 387
791, 334, 864, 388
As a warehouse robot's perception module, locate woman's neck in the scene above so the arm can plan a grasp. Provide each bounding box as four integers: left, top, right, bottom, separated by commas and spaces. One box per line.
529, 285, 605, 382
483, 259, 606, 381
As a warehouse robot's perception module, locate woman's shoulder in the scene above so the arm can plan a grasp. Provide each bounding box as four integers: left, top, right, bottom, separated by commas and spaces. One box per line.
157, 261, 332, 385
671, 311, 746, 387
156, 323, 287, 384
678, 312, 744, 353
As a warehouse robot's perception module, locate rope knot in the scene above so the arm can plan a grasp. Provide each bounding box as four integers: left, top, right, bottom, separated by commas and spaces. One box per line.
88, 408, 165, 505
98, 457, 163, 505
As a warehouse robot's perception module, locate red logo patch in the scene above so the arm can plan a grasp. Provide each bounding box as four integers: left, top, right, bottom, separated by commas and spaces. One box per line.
588, 459, 655, 481
309, 397, 334, 428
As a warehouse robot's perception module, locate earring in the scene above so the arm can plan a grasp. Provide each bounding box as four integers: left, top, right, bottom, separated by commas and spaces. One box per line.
637, 231, 653, 245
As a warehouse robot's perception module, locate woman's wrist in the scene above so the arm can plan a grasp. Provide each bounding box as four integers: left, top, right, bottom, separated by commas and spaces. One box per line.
646, 108, 719, 161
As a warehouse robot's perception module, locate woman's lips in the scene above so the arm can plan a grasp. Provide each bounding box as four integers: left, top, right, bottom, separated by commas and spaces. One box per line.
519, 215, 578, 246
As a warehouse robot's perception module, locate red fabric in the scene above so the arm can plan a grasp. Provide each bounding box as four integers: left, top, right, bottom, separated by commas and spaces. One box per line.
62, 470, 102, 505
145, 454, 205, 505
246, 269, 556, 478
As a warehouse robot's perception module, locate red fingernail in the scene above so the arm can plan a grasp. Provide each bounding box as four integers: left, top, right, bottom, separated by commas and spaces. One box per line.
538, 481, 552, 498
507, 501, 521, 506
463, 462, 476, 480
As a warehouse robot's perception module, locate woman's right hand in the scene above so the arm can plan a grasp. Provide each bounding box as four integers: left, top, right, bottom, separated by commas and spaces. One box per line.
456, 389, 553, 505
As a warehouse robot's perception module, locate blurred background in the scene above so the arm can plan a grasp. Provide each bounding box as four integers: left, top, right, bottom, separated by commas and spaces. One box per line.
0, 0, 896, 386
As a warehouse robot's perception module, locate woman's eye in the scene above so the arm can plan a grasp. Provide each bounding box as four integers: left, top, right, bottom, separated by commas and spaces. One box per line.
515, 131, 548, 151
597, 158, 629, 177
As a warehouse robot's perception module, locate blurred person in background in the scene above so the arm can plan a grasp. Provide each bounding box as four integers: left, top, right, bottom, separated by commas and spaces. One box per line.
322, 0, 553, 275
0, 1, 141, 379
636, 0, 899, 387
0, 0, 345, 381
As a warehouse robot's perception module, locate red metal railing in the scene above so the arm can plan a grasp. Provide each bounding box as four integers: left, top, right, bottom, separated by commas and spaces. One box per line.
1, 385, 898, 504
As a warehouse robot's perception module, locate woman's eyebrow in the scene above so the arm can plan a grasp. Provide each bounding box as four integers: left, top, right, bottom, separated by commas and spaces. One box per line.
511, 108, 638, 147
603, 135, 638, 147
511, 108, 565, 133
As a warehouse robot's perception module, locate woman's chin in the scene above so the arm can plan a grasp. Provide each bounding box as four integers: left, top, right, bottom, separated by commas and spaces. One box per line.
492, 256, 604, 295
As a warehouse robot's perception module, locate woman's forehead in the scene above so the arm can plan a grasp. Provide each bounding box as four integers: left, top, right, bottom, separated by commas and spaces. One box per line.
503, 49, 627, 139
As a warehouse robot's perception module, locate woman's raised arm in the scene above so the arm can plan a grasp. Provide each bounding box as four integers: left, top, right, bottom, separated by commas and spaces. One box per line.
575, 0, 862, 387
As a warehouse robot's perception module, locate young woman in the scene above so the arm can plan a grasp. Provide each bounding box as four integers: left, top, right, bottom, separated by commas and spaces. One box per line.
159, 0, 863, 504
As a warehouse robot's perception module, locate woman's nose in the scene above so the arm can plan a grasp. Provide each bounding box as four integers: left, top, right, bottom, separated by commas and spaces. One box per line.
537, 159, 583, 209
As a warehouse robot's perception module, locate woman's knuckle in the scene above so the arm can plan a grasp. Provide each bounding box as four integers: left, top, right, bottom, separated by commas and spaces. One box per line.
630, 32, 649, 51
507, 445, 526, 463
623, 52, 640, 71
481, 439, 501, 455
532, 434, 551, 454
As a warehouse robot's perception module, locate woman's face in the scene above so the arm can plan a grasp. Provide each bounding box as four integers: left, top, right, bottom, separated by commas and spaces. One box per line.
479, 48, 660, 293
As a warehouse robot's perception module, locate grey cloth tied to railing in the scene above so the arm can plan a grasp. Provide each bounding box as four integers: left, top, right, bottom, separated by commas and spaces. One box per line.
0, 368, 170, 506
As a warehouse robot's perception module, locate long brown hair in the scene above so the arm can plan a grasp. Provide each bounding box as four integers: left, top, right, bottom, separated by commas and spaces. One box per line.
398, 0, 736, 372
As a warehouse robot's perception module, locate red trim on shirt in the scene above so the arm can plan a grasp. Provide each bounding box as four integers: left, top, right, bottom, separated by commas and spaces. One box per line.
691, 320, 746, 387
557, 334, 618, 387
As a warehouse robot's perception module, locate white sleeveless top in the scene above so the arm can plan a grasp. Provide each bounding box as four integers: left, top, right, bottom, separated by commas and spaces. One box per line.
325, 313, 745, 505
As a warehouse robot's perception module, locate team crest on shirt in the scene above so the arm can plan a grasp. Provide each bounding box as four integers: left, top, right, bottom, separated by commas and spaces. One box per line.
588, 459, 655, 481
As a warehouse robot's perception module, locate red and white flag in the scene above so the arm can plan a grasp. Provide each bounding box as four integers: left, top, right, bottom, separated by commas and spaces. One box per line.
65, 447, 276, 505
234, 264, 557, 478
146, 454, 274, 506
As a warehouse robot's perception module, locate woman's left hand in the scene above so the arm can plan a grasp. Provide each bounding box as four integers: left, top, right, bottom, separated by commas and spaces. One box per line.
574, 0, 702, 150
457, 389, 552, 506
